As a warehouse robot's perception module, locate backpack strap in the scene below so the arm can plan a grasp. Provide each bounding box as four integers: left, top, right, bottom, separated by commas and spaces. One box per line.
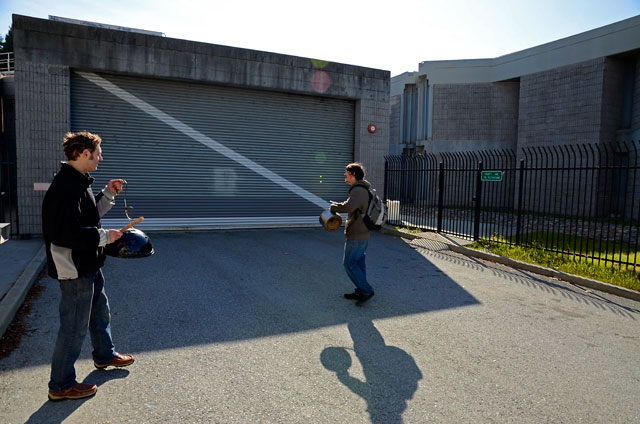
348, 184, 371, 216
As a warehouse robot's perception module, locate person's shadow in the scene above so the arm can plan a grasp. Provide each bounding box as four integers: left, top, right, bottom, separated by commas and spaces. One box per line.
321, 319, 422, 423
25, 368, 130, 424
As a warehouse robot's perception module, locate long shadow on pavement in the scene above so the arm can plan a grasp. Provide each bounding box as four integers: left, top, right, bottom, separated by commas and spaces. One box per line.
410, 240, 640, 319
321, 319, 422, 424
2, 229, 480, 371
113, 229, 479, 350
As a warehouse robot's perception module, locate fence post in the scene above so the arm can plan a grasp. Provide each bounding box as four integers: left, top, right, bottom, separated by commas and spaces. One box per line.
437, 161, 444, 232
383, 158, 388, 202
473, 161, 483, 240
516, 159, 525, 245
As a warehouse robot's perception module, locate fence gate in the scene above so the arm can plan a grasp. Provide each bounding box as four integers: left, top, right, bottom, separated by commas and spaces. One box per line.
385, 149, 516, 240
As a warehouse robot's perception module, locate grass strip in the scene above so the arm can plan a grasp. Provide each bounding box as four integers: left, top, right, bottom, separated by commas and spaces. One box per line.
472, 236, 640, 292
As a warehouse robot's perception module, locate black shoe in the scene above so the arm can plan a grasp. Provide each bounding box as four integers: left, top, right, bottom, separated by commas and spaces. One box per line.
344, 292, 362, 300
355, 292, 374, 306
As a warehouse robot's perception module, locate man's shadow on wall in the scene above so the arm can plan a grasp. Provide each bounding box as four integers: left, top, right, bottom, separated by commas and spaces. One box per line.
321, 319, 422, 424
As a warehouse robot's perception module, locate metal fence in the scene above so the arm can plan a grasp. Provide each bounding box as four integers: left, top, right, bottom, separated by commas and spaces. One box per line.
384, 141, 640, 272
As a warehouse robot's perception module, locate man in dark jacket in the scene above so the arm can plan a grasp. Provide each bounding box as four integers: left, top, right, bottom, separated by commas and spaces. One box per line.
42, 132, 135, 401
330, 162, 375, 305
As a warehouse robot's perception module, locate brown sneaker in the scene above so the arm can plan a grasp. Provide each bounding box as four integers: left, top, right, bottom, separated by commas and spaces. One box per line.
94, 352, 135, 369
48, 383, 98, 401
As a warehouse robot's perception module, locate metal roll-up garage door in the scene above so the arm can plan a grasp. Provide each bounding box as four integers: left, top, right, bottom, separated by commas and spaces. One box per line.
70, 72, 354, 229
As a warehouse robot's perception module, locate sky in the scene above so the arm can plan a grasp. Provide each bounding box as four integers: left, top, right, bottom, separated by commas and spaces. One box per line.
1, 0, 639, 76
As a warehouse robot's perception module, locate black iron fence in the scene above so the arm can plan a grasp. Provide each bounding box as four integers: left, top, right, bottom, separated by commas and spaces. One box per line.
0, 160, 17, 237
384, 141, 640, 272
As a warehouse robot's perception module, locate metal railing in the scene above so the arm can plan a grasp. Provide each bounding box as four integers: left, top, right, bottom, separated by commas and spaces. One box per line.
384, 141, 640, 271
0, 52, 14, 74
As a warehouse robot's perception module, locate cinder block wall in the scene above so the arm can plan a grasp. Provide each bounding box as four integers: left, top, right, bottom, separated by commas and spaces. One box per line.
516, 58, 631, 217
490, 83, 520, 143
432, 84, 491, 141
15, 62, 69, 234
633, 55, 640, 132
431, 82, 519, 145
354, 99, 390, 192
389, 95, 402, 154
601, 58, 626, 144
628, 56, 640, 221
598, 58, 628, 217
517, 58, 606, 148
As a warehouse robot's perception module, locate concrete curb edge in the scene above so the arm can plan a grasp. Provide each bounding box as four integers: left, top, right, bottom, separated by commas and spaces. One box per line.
381, 226, 640, 303
0, 245, 46, 339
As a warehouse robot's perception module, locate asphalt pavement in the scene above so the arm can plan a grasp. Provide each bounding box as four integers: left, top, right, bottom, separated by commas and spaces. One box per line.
0, 229, 639, 423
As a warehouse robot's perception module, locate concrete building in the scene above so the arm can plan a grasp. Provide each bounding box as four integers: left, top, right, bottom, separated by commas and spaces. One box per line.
388, 16, 640, 222
390, 15, 640, 156
8, 14, 390, 236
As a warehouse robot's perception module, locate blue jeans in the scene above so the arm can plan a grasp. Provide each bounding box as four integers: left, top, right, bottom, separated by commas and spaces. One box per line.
343, 239, 374, 295
49, 269, 116, 393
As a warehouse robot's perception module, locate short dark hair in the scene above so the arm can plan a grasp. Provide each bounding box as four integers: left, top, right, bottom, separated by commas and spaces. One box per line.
346, 162, 365, 180
63, 132, 101, 161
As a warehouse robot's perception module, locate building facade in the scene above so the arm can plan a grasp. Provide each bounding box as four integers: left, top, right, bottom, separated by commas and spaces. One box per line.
390, 15, 640, 156
11, 15, 390, 235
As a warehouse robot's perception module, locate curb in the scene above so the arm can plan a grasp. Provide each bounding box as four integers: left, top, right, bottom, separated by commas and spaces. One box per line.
380, 226, 420, 240
0, 245, 46, 339
381, 226, 640, 303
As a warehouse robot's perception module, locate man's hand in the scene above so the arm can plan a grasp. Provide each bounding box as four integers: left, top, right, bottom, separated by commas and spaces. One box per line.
107, 179, 125, 195
108, 229, 123, 243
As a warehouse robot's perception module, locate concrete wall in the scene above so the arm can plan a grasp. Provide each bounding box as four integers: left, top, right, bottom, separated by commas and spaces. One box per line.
391, 14, 640, 154
354, 99, 390, 188
15, 16, 388, 100
389, 94, 402, 155
431, 82, 519, 147
517, 58, 606, 148
633, 55, 640, 134
13, 14, 389, 235
601, 58, 626, 145
516, 58, 608, 216
418, 15, 640, 84
390, 15, 640, 221
15, 62, 70, 234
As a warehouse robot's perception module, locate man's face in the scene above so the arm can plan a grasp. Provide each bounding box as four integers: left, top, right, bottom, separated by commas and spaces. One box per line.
85, 145, 103, 172
344, 169, 356, 186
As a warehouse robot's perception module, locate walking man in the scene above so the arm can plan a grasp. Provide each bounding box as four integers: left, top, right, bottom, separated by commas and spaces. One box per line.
330, 162, 375, 305
42, 132, 135, 401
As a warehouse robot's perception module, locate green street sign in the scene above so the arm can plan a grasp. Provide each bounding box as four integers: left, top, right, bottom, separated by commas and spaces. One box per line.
481, 170, 503, 182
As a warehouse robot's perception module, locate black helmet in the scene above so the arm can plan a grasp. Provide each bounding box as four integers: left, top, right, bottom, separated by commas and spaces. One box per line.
105, 228, 154, 259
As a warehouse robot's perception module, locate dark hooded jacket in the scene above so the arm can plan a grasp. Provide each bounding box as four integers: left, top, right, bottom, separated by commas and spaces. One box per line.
42, 163, 114, 280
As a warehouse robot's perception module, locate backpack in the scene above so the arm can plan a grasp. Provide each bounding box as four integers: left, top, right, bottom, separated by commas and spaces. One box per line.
354, 185, 387, 231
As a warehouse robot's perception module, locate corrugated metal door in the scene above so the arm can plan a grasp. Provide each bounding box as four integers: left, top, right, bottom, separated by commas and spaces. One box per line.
70, 72, 354, 229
